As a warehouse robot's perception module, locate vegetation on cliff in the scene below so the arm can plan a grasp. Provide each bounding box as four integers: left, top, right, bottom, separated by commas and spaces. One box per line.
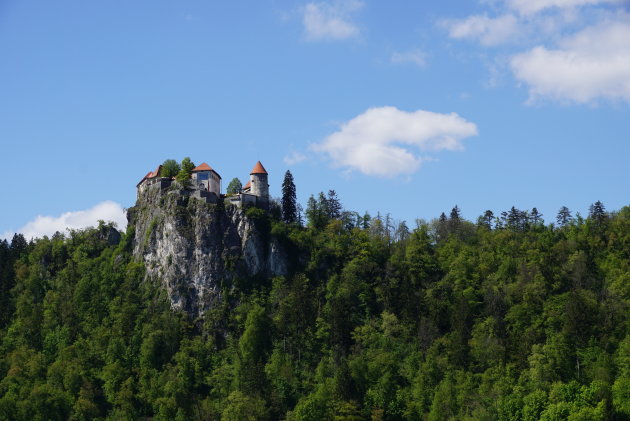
0, 197, 629, 420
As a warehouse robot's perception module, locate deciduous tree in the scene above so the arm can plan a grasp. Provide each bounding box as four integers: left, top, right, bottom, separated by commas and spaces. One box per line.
226, 178, 243, 195
160, 159, 181, 178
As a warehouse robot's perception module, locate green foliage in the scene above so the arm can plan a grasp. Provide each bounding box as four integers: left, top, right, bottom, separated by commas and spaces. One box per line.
0, 203, 628, 420
227, 177, 243, 195
305, 192, 338, 229
175, 157, 195, 186
160, 159, 181, 178
221, 391, 268, 421
282, 170, 297, 224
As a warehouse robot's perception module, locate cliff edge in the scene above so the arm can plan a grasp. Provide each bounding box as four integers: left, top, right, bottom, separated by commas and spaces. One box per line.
127, 185, 287, 317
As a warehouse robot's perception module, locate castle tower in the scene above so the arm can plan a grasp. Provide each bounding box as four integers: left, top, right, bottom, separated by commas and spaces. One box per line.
192, 162, 222, 195
249, 161, 269, 207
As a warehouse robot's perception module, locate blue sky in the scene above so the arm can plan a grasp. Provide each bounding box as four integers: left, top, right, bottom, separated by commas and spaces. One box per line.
1, 0, 629, 239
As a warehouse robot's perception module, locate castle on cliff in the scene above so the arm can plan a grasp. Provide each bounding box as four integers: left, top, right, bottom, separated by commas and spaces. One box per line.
136, 161, 269, 209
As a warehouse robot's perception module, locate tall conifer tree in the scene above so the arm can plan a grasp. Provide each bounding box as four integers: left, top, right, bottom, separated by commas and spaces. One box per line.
557, 206, 573, 227
281, 170, 297, 224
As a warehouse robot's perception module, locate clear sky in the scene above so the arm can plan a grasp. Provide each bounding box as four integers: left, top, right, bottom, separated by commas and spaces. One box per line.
1, 0, 629, 239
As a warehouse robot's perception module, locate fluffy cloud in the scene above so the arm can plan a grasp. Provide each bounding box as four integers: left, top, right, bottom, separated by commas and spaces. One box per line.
2, 201, 127, 241
311, 107, 478, 177
391, 49, 427, 67
511, 20, 630, 103
445, 14, 520, 46
302, 0, 363, 41
443, 0, 630, 104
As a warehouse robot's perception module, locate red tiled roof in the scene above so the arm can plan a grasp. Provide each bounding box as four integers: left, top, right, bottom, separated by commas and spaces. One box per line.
136, 171, 153, 187
243, 180, 251, 190
136, 165, 162, 187
192, 162, 213, 172
192, 162, 222, 179
250, 161, 268, 175
149, 165, 162, 178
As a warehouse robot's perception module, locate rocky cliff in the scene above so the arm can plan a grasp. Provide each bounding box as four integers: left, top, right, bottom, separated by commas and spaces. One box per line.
127, 185, 288, 317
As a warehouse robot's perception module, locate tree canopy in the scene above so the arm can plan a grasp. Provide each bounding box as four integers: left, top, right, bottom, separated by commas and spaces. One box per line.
226, 177, 243, 195
159, 159, 181, 178
175, 157, 195, 185
0, 198, 628, 420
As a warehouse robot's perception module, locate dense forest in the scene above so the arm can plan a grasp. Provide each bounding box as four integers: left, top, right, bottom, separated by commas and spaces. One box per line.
0, 190, 628, 420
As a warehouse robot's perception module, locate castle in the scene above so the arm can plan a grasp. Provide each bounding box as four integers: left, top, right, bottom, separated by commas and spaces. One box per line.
136, 161, 270, 209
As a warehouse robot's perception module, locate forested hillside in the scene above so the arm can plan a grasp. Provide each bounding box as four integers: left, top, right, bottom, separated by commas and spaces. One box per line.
0, 197, 628, 420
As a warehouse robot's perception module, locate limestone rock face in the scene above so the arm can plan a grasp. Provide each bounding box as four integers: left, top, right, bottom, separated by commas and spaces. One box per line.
127, 186, 287, 317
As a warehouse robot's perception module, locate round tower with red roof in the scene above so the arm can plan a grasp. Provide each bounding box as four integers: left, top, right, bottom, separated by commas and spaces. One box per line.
249, 161, 269, 207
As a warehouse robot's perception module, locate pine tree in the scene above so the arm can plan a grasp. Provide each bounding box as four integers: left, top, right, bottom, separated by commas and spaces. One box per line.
306, 195, 325, 228
394, 221, 410, 242
10, 233, 27, 258
507, 206, 527, 231
450, 205, 461, 221
531, 207, 543, 226
436, 212, 448, 241
176, 157, 195, 186
557, 206, 573, 227
327, 190, 342, 219
296, 203, 305, 227
589, 200, 607, 224
478, 210, 494, 229
448, 205, 462, 234
362, 212, 371, 229
281, 170, 297, 224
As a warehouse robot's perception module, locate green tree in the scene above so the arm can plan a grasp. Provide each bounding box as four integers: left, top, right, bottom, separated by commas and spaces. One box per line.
281, 170, 297, 224
588, 201, 607, 226
478, 210, 494, 229
449, 205, 461, 222
428, 376, 456, 421
531, 207, 543, 226
305, 194, 328, 229
361, 212, 371, 230
557, 206, 573, 227
334, 401, 366, 421
436, 212, 448, 241
221, 391, 268, 421
0, 239, 16, 327
238, 304, 272, 394
176, 157, 195, 186
227, 178, 243, 195
327, 190, 342, 219
160, 159, 181, 178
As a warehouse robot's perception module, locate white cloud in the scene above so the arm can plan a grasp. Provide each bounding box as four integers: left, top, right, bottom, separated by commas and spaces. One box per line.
511, 20, 630, 103
311, 106, 478, 177
445, 14, 520, 46
2, 201, 127, 241
442, 0, 630, 104
507, 0, 622, 15
302, 0, 363, 41
391, 49, 427, 67
284, 151, 307, 165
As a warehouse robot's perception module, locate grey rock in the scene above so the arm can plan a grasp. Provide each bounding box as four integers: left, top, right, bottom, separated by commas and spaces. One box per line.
128, 187, 287, 317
